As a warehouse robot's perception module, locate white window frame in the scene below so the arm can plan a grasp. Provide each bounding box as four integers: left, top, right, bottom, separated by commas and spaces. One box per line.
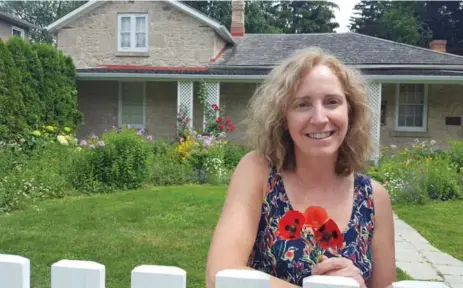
395, 83, 428, 132
117, 13, 148, 52
11, 26, 25, 38
118, 81, 146, 129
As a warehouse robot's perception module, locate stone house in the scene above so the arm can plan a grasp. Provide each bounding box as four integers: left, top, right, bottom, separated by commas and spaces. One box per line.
46, 0, 463, 153
0, 10, 36, 41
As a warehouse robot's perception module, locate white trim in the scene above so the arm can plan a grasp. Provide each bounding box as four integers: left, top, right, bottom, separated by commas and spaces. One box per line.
76, 72, 463, 83
117, 13, 148, 53
394, 83, 428, 132
118, 81, 146, 129
11, 26, 25, 38
45, 0, 234, 44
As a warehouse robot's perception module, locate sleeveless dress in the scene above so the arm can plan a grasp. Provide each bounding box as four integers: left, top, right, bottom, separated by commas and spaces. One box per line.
247, 167, 375, 286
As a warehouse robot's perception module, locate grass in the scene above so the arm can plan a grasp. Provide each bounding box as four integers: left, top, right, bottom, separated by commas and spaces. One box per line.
394, 200, 463, 261
0, 185, 412, 287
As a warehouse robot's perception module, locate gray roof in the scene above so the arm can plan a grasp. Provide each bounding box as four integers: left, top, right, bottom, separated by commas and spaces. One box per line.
213, 32, 463, 67
0, 10, 37, 29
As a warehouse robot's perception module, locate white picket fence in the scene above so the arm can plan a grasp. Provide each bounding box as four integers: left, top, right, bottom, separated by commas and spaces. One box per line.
0, 253, 450, 288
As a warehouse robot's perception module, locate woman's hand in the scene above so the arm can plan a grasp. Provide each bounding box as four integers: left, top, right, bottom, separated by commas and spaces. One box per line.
312, 256, 367, 288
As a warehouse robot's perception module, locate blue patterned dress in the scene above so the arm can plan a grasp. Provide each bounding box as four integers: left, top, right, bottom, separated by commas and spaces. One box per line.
247, 167, 375, 286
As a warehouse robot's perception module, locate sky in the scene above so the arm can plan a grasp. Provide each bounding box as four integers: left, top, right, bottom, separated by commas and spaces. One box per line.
332, 0, 358, 33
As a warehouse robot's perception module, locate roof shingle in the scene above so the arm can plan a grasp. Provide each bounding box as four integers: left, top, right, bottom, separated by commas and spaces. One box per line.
213, 32, 463, 67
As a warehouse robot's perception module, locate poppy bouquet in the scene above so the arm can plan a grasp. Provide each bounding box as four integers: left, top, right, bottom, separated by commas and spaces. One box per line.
277, 206, 344, 262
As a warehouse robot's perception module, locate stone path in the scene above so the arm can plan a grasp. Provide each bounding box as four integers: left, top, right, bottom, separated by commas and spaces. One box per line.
394, 214, 463, 288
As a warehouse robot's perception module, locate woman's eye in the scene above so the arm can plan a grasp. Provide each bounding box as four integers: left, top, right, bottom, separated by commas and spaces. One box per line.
327, 99, 340, 105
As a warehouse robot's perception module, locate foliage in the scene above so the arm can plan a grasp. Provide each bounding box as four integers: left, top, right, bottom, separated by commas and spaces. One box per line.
0, 37, 81, 146
182, 0, 339, 34
349, 1, 463, 55
70, 126, 154, 193
366, 139, 462, 205
0, 1, 88, 43
0, 39, 27, 142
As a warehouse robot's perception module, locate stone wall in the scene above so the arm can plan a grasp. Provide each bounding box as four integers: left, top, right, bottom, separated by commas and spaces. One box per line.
56, 1, 227, 68
380, 83, 463, 149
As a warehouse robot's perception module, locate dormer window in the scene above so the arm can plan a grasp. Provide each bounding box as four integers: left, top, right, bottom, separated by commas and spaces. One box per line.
117, 14, 148, 52
12, 26, 25, 38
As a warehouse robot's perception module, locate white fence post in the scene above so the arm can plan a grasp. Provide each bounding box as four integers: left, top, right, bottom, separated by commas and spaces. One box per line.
131, 265, 186, 288
215, 269, 270, 288
303, 275, 360, 288
0, 254, 30, 288
393, 281, 450, 288
51, 259, 105, 288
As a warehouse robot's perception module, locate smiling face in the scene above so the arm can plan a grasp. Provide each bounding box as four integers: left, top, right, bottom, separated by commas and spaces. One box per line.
285, 64, 349, 158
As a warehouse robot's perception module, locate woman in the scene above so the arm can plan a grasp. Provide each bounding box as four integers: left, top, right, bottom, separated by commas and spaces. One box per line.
206, 48, 396, 288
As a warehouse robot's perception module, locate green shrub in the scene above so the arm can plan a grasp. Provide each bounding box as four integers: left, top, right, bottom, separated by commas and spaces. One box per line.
367, 139, 461, 205
223, 142, 249, 170
449, 140, 463, 173
0, 143, 78, 213
150, 144, 197, 186
71, 127, 153, 193
0, 39, 27, 142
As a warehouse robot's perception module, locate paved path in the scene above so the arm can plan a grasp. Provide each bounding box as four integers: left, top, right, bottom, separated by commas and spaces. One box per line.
394, 213, 463, 288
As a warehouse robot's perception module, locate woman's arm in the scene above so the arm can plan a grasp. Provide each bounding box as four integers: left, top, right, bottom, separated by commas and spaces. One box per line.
206, 151, 300, 288
368, 180, 396, 288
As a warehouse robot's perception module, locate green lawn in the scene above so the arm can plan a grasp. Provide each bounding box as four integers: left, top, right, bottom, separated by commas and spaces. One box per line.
394, 200, 463, 261
0, 185, 411, 287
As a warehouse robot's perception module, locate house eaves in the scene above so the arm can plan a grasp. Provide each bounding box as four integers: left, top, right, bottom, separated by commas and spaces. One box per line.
0, 11, 38, 30
45, 0, 234, 44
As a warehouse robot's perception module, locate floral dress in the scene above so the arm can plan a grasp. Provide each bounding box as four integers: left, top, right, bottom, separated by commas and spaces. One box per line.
247, 167, 375, 286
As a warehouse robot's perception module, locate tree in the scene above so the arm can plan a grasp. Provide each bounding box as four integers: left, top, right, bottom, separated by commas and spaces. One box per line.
0, 1, 87, 43
349, 1, 463, 55
182, 0, 339, 34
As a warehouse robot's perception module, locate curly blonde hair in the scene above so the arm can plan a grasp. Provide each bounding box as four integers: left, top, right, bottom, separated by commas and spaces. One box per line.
244, 47, 373, 176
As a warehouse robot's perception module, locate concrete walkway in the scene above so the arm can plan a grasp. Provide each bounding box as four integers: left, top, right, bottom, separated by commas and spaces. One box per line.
394, 214, 463, 288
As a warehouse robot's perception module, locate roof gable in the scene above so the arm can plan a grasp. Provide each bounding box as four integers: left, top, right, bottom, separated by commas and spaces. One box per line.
214, 32, 463, 67
46, 0, 234, 44
0, 10, 37, 29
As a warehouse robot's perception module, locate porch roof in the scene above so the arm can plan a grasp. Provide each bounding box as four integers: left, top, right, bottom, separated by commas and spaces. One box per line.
76, 65, 463, 83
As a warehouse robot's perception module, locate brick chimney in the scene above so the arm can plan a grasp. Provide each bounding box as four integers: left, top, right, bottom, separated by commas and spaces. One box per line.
231, 0, 245, 37
429, 40, 447, 53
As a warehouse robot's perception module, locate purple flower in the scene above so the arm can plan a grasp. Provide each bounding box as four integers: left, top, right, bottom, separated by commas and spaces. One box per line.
97, 141, 105, 147
79, 140, 87, 146
146, 135, 153, 141
91, 134, 98, 139
137, 129, 144, 136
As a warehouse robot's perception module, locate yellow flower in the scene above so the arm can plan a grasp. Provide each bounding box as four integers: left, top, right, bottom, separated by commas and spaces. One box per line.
64, 127, 71, 133
32, 130, 41, 137
57, 135, 68, 145
46, 126, 55, 132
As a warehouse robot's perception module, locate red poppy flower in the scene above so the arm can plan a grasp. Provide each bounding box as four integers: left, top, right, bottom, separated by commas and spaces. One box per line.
278, 210, 305, 240
303, 206, 329, 230
313, 218, 344, 250
216, 117, 223, 123
218, 124, 224, 131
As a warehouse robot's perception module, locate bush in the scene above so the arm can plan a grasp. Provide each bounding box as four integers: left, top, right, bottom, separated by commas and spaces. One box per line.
71, 127, 153, 193
449, 140, 463, 173
150, 144, 197, 186
367, 139, 462, 205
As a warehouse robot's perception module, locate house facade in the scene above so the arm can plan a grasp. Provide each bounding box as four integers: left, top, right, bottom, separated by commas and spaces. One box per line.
46, 0, 463, 154
0, 10, 36, 41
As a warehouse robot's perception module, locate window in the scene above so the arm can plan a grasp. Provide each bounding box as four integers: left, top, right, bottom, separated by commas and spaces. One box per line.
117, 14, 148, 52
119, 82, 146, 129
12, 26, 24, 38
395, 84, 427, 132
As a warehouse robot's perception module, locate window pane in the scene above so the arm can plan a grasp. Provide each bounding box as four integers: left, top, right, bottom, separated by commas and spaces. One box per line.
136, 17, 145, 32
120, 17, 131, 32
121, 32, 130, 47
122, 83, 144, 125
399, 105, 406, 116
405, 116, 414, 127
398, 115, 405, 126
12, 29, 22, 37
415, 116, 423, 127
136, 33, 146, 48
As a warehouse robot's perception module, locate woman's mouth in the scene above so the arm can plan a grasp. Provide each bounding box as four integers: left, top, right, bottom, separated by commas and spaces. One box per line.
305, 131, 335, 140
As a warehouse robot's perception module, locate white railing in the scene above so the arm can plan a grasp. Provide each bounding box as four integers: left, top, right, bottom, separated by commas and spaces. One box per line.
0, 254, 450, 288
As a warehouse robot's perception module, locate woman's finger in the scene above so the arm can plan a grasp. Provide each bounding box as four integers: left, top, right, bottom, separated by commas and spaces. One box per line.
312, 257, 349, 275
